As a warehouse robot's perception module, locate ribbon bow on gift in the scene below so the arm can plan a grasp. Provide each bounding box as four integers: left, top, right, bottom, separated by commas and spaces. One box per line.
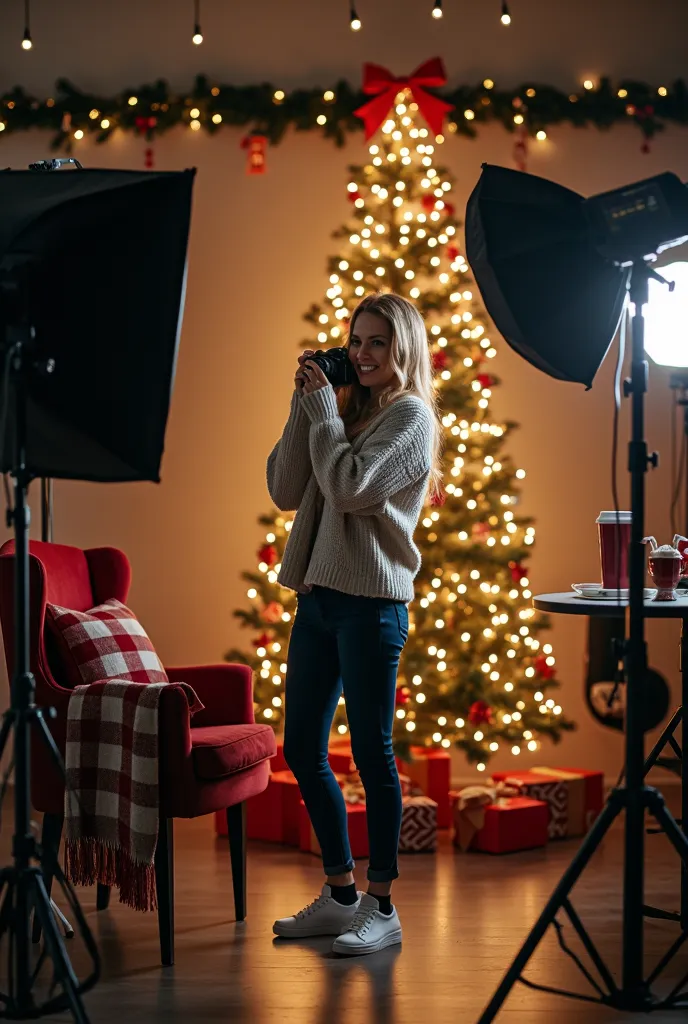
354, 57, 455, 140
453, 782, 520, 851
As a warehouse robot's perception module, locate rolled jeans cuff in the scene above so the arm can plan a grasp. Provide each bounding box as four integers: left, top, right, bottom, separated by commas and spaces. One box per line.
367, 864, 399, 883
324, 857, 355, 876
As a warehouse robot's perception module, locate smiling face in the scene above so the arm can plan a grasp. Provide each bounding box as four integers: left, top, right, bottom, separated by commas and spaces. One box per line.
348, 311, 396, 396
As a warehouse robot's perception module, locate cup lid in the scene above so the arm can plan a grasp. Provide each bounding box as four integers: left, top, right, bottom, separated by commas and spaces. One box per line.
596, 511, 632, 524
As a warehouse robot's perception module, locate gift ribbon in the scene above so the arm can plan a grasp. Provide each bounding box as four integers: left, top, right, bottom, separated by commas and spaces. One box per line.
354, 57, 455, 140
453, 783, 520, 851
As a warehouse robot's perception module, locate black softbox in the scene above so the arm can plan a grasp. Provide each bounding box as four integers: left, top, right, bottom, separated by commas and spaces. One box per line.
0, 168, 195, 481
465, 163, 628, 388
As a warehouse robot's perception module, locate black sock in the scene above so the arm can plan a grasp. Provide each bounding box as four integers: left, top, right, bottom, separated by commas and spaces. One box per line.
370, 892, 393, 915
329, 882, 358, 906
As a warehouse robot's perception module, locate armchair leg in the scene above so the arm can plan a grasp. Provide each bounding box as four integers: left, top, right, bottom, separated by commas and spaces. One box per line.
33, 812, 63, 943
226, 802, 247, 922
155, 818, 174, 966
96, 883, 111, 910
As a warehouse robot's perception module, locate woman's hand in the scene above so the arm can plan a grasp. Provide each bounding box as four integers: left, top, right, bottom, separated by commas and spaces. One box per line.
294, 349, 315, 393
301, 359, 330, 395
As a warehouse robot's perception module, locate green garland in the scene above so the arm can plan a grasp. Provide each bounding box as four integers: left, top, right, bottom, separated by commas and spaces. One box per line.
0, 73, 685, 152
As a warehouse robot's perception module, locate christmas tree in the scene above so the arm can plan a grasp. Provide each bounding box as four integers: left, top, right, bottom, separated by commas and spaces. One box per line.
226, 85, 574, 771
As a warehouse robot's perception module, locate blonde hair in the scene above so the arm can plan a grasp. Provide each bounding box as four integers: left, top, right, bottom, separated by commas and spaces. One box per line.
339, 293, 443, 500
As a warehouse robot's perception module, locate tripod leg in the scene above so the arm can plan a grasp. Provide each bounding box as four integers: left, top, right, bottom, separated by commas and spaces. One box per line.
33, 812, 63, 943
477, 794, 623, 1024
32, 873, 90, 1024
643, 707, 682, 775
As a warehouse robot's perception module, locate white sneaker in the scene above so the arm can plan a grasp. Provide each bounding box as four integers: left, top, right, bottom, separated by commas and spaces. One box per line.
332, 893, 402, 955
273, 884, 362, 938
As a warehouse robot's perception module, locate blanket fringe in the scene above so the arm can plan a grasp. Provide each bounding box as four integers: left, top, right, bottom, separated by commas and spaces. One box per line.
65, 838, 158, 913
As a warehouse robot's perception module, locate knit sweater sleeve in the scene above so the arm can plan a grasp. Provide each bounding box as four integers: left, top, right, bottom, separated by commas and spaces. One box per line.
266, 392, 313, 511
300, 386, 432, 514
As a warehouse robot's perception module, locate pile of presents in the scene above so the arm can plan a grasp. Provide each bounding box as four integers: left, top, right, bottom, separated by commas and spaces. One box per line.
214, 741, 604, 856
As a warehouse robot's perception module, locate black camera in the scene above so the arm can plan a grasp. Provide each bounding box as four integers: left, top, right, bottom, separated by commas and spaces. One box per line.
310, 347, 355, 387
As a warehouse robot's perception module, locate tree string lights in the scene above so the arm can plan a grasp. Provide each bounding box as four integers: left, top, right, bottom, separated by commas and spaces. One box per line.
349, 3, 361, 31
0, 73, 684, 152
225, 82, 575, 768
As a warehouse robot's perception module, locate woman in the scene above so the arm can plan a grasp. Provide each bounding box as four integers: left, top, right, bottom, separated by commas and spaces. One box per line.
267, 293, 441, 956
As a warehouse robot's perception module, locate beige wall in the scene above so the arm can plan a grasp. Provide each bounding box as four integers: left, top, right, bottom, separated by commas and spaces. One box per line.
0, 0, 687, 782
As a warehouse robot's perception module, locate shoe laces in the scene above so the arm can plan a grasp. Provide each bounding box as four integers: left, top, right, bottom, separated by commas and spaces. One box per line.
347, 904, 377, 936
295, 894, 328, 920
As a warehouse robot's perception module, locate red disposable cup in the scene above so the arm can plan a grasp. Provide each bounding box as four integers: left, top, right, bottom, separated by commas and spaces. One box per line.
596, 511, 632, 590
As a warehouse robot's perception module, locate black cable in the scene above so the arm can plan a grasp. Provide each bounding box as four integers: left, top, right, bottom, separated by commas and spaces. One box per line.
0, 344, 18, 516
670, 386, 686, 535
611, 302, 626, 595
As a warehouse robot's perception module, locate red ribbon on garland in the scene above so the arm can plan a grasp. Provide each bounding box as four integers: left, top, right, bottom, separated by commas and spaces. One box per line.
354, 57, 454, 140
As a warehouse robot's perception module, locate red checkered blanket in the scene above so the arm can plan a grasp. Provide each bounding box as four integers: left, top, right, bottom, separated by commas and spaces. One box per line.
64, 679, 202, 911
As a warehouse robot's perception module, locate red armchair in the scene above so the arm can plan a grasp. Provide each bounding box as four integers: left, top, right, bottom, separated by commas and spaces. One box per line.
0, 540, 275, 966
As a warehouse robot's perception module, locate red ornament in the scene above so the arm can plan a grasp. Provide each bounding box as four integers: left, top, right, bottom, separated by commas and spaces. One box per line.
476, 373, 495, 389
432, 349, 449, 371
509, 561, 528, 583
347, 189, 362, 203
422, 194, 437, 214
468, 701, 493, 726
251, 632, 272, 649
395, 686, 411, 707
472, 522, 491, 541
241, 133, 268, 175
135, 115, 157, 135
258, 544, 278, 568
353, 57, 454, 140
446, 244, 460, 261
261, 601, 284, 624
534, 655, 555, 680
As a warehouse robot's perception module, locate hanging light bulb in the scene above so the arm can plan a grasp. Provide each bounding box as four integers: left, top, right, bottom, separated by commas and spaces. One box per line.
432, 0, 443, 17
21, 0, 32, 49
501, 0, 511, 24
349, 3, 362, 30
192, 0, 203, 44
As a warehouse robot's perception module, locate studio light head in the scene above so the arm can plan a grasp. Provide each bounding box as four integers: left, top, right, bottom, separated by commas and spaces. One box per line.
465, 165, 688, 386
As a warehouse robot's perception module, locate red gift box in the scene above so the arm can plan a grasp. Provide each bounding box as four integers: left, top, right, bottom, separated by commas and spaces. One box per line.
399, 795, 437, 852
451, 789, 549, 854
489, 770, 569, 838
215, 770, 301, 845
491, 767, 603, 838
397, 747, 451, 828
299, 798, 369, 859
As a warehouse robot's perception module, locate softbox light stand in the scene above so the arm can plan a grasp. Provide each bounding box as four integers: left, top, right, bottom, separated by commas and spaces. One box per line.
477, 263, 688, 1021
0, 165, 195, 1021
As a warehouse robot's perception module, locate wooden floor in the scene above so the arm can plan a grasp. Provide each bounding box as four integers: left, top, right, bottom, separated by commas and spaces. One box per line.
15, 791, 688, 1023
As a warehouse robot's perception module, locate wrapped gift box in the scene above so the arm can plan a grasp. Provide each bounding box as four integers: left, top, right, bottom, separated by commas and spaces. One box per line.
488, 770, 569, 839
451, 790, 549, 854
397, 747, 451, 828
491, 767, 603, 838
398, 795, 437, 853
215, 770, 301, 845
299, 798, 369, 859
558, 767, 605, 830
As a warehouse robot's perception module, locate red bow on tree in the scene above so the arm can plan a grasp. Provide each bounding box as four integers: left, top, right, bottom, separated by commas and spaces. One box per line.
468, 700, 493, 726
534, 655, 555, 680
509, 561, 528, 583
251, 632, 272, 649
258, 543, 278, 568
354, 57, 455, 140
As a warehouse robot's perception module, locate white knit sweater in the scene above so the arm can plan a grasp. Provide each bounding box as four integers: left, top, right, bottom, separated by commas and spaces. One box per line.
267, 385, 433, 603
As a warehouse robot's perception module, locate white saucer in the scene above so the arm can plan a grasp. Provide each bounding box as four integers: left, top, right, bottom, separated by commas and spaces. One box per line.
571, 583, 657, 601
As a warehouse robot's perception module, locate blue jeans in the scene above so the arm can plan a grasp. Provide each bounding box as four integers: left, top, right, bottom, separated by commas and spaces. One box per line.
283, 586, 408, 883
